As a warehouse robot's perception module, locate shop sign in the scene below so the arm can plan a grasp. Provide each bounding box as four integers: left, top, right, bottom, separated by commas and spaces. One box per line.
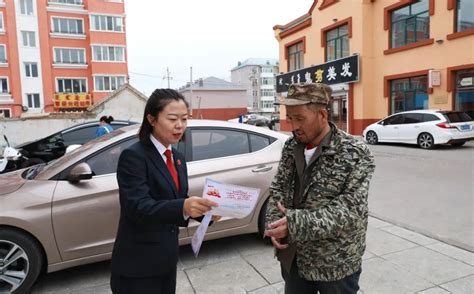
276, 54, 359, 93
459, 77, 473, 87
428, 70, 441, 87
54, 93, 92, 110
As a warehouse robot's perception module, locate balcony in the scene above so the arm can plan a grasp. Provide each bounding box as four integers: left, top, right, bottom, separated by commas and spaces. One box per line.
47, 0, 87, 14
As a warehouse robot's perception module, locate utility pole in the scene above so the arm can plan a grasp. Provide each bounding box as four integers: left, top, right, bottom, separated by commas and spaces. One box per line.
163, 67, 172, 88
189, 66, 193, 115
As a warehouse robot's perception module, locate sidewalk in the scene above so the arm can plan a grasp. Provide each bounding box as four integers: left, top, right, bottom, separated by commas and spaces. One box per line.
31, 216, 473, 294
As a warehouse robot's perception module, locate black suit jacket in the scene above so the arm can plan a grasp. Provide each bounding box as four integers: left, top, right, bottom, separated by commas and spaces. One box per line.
111, 140, 189, 277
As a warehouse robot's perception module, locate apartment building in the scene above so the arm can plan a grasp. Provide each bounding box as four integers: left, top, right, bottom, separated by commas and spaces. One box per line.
274, 0, 473, 134
230, 58, 279, 117
0, 0, 128, 118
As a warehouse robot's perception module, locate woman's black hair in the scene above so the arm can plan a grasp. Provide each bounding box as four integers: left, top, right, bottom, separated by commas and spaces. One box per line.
138, 88, 189, 143
99, 115, 114, 124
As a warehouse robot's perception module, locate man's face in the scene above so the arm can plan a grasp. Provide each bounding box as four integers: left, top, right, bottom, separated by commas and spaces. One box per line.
286, 104, 327, 144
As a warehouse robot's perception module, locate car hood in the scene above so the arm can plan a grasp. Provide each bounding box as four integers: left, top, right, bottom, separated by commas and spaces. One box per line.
0, 169, 27, 195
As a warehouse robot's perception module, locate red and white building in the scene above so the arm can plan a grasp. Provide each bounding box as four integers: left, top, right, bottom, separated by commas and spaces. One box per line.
0, 0, 128, 118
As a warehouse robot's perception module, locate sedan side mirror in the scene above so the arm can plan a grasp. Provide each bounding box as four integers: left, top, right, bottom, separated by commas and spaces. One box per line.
67, 162, 93, 183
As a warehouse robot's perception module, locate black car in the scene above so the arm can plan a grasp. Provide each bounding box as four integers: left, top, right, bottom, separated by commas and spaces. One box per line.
17, 120, 138, 165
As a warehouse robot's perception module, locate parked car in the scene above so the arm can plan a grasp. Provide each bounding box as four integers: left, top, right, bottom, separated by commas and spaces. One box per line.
0, 120, 288, 293
245, 114, 270, 127
12, 120, 137, 167
363, 110, 474, 149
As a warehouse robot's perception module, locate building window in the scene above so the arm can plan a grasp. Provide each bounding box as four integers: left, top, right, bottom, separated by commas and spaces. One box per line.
261, 78, 274, 85
52, 17, 84, 35
91, 15, 123, 32
455, 69, 474, 118
455, 0, 474, 32
0, 13, 4, 31
261, 100, 274, 109
25, 62, 38, 77
390, 75, 428, 113
92, 45, 125, 62
261, 89, 275, 97
49, 0, 84, 5
0, 77, 9, 93
57, 78, 87, 93
287, 42, 304, 71
0, 109, 11, 118
0, 45, 6, 63
27, 93, 41, 108
326, 24, 349, 62
20, 0, 34, 16
391, 0, 429, 48
261, 67, 274, 73
21, 31, 36, 47
94, 76, 125, 91
253, 90, 258, 97
54, 48, 86, 64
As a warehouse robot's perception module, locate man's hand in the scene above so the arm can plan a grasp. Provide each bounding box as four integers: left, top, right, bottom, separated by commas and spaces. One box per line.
264, 202, 289, 249
184, 196, 218, 218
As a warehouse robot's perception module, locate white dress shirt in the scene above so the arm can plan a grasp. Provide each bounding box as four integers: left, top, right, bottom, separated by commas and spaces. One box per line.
149, 134, 173, 164
149, 134, 189, 220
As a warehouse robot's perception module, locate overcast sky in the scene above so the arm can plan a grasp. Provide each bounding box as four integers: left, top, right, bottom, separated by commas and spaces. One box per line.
125, 0, 311, 95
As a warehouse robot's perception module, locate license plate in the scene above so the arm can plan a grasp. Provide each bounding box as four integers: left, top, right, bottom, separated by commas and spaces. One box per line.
460, 124, 471, 131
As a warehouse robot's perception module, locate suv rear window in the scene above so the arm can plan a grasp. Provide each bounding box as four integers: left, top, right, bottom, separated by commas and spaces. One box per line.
442, 112, 473, 123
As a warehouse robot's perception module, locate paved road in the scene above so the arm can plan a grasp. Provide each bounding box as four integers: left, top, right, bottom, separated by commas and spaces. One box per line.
31, 218, 474, 293
367, 141, 474, 252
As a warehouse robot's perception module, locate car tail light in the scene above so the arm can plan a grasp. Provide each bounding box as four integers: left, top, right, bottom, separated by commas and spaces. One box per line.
436, 122, 456, 129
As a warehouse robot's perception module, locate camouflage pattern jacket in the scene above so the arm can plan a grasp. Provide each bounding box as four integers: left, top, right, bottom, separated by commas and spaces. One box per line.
265, 124, 375, 281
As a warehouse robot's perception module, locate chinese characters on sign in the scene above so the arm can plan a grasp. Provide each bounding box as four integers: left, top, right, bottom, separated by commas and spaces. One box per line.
276, 55, 360, 93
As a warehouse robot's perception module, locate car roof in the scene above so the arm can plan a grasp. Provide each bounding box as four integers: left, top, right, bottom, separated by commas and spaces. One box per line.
15, 120, 138, 148
63, 120, 138, 133
35, 119, 288, 180
394, 110, 441, 114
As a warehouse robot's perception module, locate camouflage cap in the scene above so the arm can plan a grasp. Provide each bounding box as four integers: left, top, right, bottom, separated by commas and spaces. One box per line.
275, 83, 332, 106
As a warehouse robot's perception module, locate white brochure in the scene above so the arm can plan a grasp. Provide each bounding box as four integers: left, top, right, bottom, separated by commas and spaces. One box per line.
202, 178, 261, 219
191, 214, 212, 257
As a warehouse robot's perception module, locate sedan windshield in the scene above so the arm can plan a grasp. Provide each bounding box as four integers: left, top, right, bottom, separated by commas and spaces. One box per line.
23, 128, 130, 179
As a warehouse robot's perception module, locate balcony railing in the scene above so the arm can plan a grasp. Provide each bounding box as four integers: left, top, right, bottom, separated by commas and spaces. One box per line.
49, 0, 84, 6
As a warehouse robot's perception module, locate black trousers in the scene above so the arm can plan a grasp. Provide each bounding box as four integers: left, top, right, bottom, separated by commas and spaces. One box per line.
110, 268, 177, 294
282, 260, 361, 294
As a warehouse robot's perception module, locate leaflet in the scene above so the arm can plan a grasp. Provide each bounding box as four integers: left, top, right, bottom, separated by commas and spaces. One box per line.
191, 214, 212, 257
202, 178, 260, 219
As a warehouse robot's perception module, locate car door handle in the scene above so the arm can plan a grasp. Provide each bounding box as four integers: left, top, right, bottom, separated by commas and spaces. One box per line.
252, 165, 272, 173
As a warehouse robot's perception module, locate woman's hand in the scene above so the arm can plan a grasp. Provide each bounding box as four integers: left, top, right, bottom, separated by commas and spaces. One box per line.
184, 196, 218, 218
212, 215, 222, 222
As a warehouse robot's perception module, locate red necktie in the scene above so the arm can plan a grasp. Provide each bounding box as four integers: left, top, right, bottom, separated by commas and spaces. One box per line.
164, 149, 180, 190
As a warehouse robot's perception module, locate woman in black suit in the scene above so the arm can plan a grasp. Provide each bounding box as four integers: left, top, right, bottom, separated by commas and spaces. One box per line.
110, 89, 218, 294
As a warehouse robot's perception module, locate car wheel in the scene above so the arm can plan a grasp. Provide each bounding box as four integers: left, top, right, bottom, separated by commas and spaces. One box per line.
418, 133, 434, 149
0, 229, 43, 294
20, 158, 44, 169
258, 199, 270, 243
450, 141, 466, 147
366, 131, 378, 145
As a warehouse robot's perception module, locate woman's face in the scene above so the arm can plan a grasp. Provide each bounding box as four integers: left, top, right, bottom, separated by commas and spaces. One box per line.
147, 100, 188, 147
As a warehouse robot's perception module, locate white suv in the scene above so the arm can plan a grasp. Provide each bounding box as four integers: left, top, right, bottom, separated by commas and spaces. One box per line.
363, 110, 474, 149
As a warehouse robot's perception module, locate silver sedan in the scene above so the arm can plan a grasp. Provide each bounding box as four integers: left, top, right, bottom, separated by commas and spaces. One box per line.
0, 120, 288, 293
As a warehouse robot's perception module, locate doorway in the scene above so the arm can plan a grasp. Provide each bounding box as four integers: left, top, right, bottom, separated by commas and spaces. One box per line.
331, 95, 348, 132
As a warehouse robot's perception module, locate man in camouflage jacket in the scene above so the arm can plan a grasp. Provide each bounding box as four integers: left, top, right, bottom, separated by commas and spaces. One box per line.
265, 83, 375, 294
